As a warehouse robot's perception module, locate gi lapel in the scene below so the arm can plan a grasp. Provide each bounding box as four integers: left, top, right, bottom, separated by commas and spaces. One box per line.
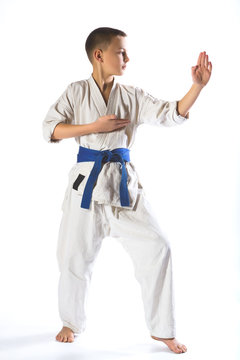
88, 73, 118, 116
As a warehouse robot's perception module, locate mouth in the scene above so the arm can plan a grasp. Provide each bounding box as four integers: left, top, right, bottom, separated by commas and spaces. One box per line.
122, 65, 127, 70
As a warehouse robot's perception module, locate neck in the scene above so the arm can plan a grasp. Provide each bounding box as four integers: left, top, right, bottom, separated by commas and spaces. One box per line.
92, 69, 114, 93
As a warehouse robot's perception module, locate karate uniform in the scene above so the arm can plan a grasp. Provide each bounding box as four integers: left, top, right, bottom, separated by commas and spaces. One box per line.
42, 74, 189, 337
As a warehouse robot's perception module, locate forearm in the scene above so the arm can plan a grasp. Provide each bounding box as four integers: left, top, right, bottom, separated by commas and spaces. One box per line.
177, 83, 205, 117
51, 122, 96, 141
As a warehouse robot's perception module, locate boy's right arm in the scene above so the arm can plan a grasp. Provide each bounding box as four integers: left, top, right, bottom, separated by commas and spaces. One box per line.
51, 115, 130, 141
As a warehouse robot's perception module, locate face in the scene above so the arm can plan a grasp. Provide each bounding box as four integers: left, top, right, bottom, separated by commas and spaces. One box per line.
94, 35, 130, 76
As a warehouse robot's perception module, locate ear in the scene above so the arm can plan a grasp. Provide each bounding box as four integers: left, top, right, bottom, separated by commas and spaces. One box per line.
94, 49, 103, 62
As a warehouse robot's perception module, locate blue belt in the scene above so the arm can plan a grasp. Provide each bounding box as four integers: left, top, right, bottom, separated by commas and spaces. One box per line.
77, 146, 130, 209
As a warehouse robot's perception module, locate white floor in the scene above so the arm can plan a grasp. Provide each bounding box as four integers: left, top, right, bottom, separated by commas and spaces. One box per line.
0, 235, 239, 360
0, 319, 239, 360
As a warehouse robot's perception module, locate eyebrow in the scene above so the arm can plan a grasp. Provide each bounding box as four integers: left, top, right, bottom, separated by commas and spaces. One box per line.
118, 48, 127, 50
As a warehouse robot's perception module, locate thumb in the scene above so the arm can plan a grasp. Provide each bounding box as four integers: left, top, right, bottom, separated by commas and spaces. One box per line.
191, 65, 198, 73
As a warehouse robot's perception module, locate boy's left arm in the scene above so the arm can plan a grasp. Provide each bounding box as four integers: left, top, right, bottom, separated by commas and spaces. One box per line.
177, 51, 212, 117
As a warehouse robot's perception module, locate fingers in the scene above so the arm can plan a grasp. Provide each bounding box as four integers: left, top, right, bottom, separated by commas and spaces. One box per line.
115, 121, 130, 129
203, 52, 212, 72
112, 119, 130, 132
109, 115, 129, 122
204, 53, 208, 67
116, 119, 130, 123
200, 52, 205, 67
197, 52, 202, 67
106, 115, 130, 125
196, 51, 212, 70
108, 116, 130, 126
208, 60, 212, 72
97, 115, 130, 132
106, 114, 130, 122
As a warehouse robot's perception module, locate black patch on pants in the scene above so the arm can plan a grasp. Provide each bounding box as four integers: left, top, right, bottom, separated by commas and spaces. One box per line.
72, 174, 85, 191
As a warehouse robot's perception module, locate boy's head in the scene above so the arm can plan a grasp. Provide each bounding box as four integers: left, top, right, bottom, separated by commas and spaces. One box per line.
85, 27, 130, 76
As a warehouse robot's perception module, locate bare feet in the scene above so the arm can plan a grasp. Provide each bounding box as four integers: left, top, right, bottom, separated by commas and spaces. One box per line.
151, 335, 187, 354
56, 326, 75, 343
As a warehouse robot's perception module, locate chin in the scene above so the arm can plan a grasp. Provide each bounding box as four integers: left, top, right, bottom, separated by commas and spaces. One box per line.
111, 68, 125, 76
113, 71, 123, 77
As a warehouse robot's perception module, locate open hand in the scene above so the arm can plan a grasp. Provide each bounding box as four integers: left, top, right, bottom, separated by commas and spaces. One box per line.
93, 114, 130, 133
192, 51, 212, 87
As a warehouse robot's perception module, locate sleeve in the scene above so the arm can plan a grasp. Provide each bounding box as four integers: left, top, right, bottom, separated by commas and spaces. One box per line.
136, 87, 189, 127
42, 83, 74, 143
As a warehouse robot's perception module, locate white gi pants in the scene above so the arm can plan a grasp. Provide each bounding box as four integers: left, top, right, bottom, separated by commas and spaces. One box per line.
57, 189, 176, 338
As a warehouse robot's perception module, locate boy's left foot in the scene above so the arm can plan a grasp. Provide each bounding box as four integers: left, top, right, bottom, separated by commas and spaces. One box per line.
151, 335, 187, 354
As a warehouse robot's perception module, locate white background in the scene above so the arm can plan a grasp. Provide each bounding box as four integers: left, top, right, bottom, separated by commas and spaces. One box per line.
0, 0, 239, 359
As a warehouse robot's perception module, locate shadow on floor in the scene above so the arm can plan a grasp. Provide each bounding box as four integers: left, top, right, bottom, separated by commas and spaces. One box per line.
0, 332, 172, 359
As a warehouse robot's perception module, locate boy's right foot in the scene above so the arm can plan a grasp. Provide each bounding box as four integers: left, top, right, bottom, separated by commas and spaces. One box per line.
151, 335, 187, 353
56, 326, 74, 342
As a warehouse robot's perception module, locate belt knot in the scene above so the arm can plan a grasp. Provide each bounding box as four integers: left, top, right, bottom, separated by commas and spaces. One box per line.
76, 146, 130, 209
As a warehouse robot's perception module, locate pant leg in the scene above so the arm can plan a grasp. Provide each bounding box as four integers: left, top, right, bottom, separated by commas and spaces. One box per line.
104, 191, 176, 338
56, 191, 109, 334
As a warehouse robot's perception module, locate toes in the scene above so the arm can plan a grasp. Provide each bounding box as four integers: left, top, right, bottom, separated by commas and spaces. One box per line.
63, 336, 68, 342
64, 335, 74, 343
174, 345, 182, 353
56, 334, 62, 342
179, 344, 187, 352
168, 344, 181, 354
68, 334, 74, 342
56, 331, 74, 343
176, 344, 187, 353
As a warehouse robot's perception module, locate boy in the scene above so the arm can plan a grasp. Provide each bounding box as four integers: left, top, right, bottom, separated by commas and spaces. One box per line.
42, 27, 212, 353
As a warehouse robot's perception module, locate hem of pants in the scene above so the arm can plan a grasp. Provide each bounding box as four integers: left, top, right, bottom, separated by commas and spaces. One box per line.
62, 320, 84, 334
150, 328, 176, 339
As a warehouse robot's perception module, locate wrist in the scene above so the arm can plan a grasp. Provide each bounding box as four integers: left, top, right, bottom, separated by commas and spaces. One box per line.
90, 121, 98, 134
192, 82, 205, 91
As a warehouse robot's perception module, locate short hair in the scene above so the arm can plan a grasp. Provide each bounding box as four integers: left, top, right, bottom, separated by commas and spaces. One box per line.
85, 27, 127, 64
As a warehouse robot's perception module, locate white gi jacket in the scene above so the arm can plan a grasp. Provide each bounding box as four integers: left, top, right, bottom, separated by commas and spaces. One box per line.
42, 74, 189, 210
